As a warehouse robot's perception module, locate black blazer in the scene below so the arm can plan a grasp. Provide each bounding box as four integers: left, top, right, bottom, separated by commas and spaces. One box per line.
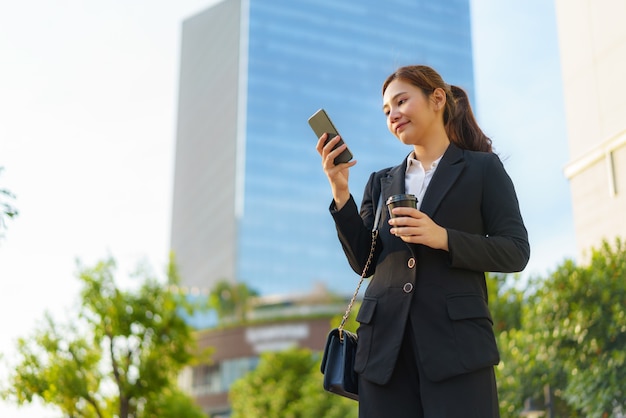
331, 143, 530, 384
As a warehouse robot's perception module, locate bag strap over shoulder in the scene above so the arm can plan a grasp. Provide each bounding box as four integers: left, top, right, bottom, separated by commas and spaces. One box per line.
338, 194, 383, 340
372, 193, 384, 232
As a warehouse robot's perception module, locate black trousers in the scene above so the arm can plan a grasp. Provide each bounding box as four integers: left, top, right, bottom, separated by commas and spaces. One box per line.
358, 319, 500, 418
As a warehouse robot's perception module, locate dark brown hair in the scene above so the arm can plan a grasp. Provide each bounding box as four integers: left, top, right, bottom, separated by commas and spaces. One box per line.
382, 65, 492, 153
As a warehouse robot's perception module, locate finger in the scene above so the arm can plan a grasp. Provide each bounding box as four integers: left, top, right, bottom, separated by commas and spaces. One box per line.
324, 154, 356, 172
391, 226, 413, 236
327, 142, 348, 163
322, 134, 342, 155
319, 135, 340, 164
391, 207, 422, 217
316, 133, 329, 155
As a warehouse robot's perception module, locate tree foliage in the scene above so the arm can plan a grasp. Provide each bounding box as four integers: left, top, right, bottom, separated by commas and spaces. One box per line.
229, 347, 357, 418
208, 279, 258, 324
495, 238, 626, 417
2, 256, 209, 418
486, 273, 524, 333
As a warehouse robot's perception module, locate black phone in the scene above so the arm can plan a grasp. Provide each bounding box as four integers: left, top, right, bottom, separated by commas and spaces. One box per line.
308, 108, 353, 165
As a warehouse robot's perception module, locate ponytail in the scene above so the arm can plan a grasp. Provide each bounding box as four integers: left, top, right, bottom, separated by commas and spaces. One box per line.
445, 85, 492, 153
383, 65, 493, 153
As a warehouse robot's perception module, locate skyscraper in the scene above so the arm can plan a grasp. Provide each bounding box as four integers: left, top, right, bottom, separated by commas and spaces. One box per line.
170, 0, 476, 297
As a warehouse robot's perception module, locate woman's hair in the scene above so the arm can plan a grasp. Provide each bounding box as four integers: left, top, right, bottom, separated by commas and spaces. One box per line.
382, 65, 492, 153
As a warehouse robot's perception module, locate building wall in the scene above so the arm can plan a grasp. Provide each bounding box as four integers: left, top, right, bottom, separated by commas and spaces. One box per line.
170, 0, 242, 289
555, 0, 626, 258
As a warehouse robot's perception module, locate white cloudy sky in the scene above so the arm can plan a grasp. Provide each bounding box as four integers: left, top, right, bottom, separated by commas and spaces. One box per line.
0, 0, 574, 416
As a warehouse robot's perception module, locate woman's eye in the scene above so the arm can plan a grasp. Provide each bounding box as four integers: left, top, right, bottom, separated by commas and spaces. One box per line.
398, 98, 406, 106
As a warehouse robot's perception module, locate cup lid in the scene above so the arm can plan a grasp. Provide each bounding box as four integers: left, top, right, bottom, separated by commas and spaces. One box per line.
386, 194, 417, 205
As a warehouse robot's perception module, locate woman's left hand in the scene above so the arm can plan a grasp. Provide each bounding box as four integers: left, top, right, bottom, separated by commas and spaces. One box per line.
388, 207, 449, 251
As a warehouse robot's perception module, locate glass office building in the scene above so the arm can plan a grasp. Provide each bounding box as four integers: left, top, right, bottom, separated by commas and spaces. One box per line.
171, 0, 475, 297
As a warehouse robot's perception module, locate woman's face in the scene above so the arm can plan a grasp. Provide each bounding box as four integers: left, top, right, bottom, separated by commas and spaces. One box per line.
382, 79, 441, 146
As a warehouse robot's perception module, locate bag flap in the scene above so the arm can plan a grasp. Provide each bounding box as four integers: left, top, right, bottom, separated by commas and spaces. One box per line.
320, 328, 340, 372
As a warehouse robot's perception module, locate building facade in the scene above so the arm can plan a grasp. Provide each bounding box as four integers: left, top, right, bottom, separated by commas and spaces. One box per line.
179, 317, 333, 417
556, 0, 626, 259
178, 289, 349, 416
170, 0, 477, 297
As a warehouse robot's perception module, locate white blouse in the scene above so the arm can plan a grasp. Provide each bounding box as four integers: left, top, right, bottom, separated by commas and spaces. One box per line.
404, 152, 443, 210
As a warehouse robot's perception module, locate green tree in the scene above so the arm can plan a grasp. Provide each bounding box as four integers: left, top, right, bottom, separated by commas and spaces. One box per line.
534, 238, 626, 417
487, 272, 542, 417
0, 166, 19, 238
487, 272, 524, 333
495, 289, 574, 417
2, 256, 209, 418
208, 279, 259, 324
488, 270, 579, 417
229, 347, 357, 418
140, 386, 208, 418
496, 238, 626, 417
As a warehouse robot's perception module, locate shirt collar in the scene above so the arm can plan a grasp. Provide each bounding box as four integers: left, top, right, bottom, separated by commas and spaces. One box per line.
405, 151, 444, 173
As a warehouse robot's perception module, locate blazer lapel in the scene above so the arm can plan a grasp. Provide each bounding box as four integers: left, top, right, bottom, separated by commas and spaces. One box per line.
420, 144, 465, 217
380, 158, 408, 206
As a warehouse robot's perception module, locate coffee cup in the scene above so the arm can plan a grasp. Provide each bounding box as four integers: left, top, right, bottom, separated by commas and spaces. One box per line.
386, 194, 418, 218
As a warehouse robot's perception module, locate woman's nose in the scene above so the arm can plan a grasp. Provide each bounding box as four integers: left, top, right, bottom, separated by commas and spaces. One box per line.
389, 109, 400, 122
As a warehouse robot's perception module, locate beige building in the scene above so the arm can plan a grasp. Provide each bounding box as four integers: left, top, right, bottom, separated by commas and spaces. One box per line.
555, 0, 626, 260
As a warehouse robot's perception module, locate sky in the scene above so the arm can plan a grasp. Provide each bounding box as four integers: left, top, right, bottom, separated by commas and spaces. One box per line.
0, 0, 575, 416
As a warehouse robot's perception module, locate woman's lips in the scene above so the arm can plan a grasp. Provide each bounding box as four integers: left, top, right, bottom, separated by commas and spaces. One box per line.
395, 121, 408, 133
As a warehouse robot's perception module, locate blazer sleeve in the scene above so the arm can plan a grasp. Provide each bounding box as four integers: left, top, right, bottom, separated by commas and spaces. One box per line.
330, 172, 381, 276
447, 153, 530, 273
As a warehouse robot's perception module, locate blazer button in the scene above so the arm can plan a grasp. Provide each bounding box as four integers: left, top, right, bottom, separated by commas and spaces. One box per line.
403, 283, 414, 293
407, 258, 416, 268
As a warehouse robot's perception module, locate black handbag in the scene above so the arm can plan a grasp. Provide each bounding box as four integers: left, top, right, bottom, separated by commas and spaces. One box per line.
320, 327, 359, 400
320, 195, 383, 401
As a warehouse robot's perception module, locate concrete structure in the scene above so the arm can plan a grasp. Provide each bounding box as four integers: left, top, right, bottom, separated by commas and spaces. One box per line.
170, 0, 242, 293
556, 0, 626, 259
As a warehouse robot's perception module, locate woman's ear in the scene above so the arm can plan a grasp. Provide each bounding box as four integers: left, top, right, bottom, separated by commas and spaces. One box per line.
432, 87, 446, 110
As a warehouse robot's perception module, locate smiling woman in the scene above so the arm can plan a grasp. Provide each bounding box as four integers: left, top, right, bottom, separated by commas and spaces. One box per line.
316, 65, 530, 418
382, 66, 492, 155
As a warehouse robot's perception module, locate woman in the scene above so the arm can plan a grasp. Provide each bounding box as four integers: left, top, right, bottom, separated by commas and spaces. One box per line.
316, 65, 530, 417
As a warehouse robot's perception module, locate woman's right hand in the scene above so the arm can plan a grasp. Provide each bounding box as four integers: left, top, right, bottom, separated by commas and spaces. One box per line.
316, 133, 356, 210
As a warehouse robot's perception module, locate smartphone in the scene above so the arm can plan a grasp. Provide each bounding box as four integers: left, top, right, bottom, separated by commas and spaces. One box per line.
308, 108, 353, 165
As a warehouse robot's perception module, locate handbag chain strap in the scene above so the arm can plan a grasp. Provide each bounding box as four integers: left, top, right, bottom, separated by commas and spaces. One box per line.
338, 194, 383, 341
